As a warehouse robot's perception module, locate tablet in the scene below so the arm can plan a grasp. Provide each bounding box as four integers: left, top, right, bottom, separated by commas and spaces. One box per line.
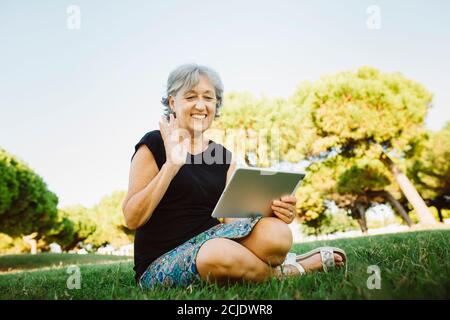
211, 167, 305, 218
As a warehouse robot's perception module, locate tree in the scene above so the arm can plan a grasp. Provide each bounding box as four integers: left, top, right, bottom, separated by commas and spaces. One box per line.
407, 122, 450, 221
210, 92, 310, 166
47, 192, 133, 250
290, 66, 437, 227
0, 148, 58, 238
299, 200, 359, 236
84, 191, 133, 248
45, 205, 96, 250
211, 67, 438, 232
295, 152, 411, 233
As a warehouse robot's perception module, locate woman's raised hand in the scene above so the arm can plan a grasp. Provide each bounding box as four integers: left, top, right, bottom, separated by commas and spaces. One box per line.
271, 195, 297, 224
159, 113, 191, 169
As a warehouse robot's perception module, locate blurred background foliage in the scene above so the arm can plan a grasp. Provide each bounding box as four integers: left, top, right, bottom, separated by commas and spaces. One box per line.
1, 66, 449, 252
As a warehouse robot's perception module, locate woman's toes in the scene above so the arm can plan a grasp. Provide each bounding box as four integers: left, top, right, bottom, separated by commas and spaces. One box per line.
334, 253, 345, 268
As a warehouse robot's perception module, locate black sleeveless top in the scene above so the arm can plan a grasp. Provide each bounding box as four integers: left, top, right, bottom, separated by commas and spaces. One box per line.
131, 130, 232, 282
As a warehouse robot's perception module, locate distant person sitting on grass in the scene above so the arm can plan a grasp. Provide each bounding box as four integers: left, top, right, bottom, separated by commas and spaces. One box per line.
122, 63, 347, 289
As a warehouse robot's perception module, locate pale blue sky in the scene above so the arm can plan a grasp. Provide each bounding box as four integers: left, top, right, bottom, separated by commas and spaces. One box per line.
1, 0, 449, 207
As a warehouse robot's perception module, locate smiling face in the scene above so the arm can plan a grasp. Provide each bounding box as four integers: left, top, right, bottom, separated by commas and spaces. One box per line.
168, 74, 217, 135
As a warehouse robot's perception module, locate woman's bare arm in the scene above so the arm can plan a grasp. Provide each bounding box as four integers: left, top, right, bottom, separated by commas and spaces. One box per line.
222, 159, 240, 224
122, 145, 180, 230
123, 114, 190, 230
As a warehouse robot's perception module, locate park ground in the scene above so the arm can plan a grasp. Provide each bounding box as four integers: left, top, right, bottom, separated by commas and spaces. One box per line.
0, 229, 449, 300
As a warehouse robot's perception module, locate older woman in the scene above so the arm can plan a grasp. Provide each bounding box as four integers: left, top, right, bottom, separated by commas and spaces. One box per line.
122, 63, 346, 289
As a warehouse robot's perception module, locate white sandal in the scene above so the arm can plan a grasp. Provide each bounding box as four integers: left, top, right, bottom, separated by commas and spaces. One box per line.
281, 246, 348, 276
280, 252, 306, 275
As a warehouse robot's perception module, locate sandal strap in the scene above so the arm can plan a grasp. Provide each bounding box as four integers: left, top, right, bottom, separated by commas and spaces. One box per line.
320, 248, 335, 272
283, 252, 305, 275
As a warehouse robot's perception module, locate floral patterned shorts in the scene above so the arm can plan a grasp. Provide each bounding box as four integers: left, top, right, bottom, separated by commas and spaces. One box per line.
139, 217, 262, 289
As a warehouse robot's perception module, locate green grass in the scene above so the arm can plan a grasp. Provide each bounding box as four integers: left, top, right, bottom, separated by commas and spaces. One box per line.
0, 253, 131, 272
0, 230, 449, 300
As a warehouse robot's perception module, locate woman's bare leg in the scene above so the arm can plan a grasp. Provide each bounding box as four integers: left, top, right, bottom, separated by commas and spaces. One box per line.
232, 217, 345, 273
196, 219, 346, 286
196, 238, 280, 285
234, 217, 293, 267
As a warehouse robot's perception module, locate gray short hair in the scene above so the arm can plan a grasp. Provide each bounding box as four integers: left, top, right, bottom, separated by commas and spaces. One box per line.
161, 63, 224, 120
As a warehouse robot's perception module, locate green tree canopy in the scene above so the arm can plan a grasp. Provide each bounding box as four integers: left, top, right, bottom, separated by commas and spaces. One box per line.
290, 66, 436, 229
213, 66, 437, 231
211, 92, 311, 165
85, 190, 133, 248
47, 191, 132, 249
290, 66, 432, 154
407, 122, 450, 219
0, 148, 58, 237
45, 205, 97, 249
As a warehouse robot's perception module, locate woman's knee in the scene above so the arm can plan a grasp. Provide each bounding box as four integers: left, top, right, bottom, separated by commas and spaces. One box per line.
253, 217, 293, 263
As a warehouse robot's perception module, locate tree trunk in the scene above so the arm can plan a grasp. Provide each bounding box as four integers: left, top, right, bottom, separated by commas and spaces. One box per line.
436, 207, 444, 222
380, 191, 413, 227
354, 203, 368, 234
380, 151, 437, 225
436, 206, 444, 222
431, 197, 445, 222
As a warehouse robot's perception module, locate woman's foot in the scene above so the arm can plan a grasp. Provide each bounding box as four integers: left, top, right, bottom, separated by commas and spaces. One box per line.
298, 252, 344, 272
277, 252, 345, 276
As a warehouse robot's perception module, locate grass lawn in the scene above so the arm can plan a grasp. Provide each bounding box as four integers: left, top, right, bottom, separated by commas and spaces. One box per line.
0, 229, 449, 300
0, 253, 131, 273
